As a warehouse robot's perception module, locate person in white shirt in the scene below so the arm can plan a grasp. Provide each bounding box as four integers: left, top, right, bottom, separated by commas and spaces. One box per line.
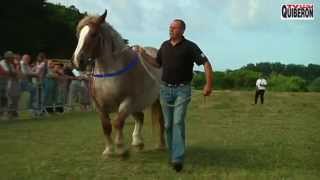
68, 68, 90, 111
0, 51, 16, 118
7, 53, 22, 119
20, 54, 38, 115
33, 52, 48, 115
255, 75, 267, 104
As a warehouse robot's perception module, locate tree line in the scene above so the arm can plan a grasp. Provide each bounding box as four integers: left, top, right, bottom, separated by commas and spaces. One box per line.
0, 0, 84, 59
193, 62, 320, 92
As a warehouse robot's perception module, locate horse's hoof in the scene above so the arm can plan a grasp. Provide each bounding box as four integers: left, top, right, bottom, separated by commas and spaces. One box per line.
115, 144, 129, 157
102, 148, 114, 158
116, 149, 130, 160
132, 143, 144, 151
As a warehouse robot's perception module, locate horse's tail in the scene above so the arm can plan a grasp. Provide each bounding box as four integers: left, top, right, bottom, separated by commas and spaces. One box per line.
151, 98, 166, 150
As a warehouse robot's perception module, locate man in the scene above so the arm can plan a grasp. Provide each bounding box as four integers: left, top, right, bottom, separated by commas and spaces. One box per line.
43, 59, 58, 114
255, 75, 267, 104
138, 19, 213, 172
67, 68, 89, 111
0, 51, 16, 119
20, 54, 38, 116
7, 53, 21, 119
33, 52, 48, 115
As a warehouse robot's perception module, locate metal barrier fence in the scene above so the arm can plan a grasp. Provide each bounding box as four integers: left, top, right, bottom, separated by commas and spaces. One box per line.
0, 103, 95, 120
0, 77, 94, 120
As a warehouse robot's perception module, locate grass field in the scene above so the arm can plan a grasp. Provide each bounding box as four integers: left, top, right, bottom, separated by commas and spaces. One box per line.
0, 91, 319, 179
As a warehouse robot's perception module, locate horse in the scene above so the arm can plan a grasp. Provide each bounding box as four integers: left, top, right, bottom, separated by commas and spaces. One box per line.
72, 10, 165, 157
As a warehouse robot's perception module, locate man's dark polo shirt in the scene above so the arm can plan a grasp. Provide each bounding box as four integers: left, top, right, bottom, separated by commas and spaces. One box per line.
156, 37, 208, 84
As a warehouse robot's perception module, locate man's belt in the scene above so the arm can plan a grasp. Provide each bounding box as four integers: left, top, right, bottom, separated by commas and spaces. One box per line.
162, 81, 189, 87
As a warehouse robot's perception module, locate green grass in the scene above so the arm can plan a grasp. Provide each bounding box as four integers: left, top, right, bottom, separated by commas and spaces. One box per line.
0, 91, 319, 179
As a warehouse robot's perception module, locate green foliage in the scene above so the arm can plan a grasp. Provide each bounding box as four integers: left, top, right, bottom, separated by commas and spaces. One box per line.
193, 70, 259, 90
308, 77, 320, 92
242, 62, 320, 82
0, 0, 84, 58
192, 72, 206, 90
269, 74, 307, 92
212, 71, 225, 90
224, 69, 260, 90
195, 62, 320, 92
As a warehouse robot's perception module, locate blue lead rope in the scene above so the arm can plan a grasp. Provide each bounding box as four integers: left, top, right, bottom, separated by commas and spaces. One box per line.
93, 55, 139, 78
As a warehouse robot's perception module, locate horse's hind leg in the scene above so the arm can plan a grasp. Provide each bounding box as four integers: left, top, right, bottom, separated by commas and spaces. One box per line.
114, 111, 129, 156
131, 112, 144, 150
152, 99, 166, 150
97, 112, 114, 157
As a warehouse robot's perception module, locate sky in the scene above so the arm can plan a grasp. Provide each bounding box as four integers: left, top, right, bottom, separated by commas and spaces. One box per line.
48, 0, 319, 71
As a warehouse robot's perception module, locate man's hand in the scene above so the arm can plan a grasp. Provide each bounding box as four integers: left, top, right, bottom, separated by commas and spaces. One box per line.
133, 45, 160, 68
203, 83, 212, 96
132, 45, 145, 54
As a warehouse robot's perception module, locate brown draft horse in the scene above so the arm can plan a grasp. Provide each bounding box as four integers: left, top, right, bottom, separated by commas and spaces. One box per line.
72, 10, 165, 157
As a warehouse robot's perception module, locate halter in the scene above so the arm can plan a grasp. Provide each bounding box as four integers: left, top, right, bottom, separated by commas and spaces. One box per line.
92, 53, 139, 78
88, 47, 140, 98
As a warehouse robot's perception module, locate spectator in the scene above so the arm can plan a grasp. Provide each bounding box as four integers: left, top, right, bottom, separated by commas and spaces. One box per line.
255, 75, 268, 104
20, 54, 38, 116
33, 52, 48, 115
43, 59, 58, 114
7, 53, 22, 118
54, 63, 68, 113
68, 68, 88, 111
0, 51, 18, 119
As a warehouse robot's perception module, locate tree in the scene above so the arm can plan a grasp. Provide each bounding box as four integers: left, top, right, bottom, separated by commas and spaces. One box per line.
192, 72, 206, 90
0, 0, 84, 58
308, 77, 320, 92
269, 74, 307, 92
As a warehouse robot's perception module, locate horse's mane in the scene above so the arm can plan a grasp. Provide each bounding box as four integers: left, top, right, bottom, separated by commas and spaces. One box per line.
76, 15, 126, 50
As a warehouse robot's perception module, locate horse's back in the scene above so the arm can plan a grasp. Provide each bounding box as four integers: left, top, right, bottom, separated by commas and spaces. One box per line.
144, 47, 157, 58
141, 46, 162, 83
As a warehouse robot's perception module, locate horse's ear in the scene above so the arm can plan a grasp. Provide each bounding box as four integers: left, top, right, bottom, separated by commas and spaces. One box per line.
98, 9, 107, 25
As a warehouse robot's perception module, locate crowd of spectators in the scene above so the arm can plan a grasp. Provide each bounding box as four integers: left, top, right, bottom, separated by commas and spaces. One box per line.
0, 50, 91, 120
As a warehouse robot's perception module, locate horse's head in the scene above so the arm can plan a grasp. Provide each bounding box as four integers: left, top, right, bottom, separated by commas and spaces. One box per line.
73, 10, 108, 71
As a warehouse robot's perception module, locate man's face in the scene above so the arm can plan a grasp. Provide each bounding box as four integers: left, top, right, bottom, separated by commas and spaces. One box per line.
54, 64, 61, 72
169, 21, 184, 39
48, 60, 54, 68
22, 55, 31, 64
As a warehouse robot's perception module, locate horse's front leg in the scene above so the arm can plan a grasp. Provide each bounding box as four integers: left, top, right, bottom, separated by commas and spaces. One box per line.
97, 111, 114, 157
131, 112, 144, 150
114, 111, 130, 156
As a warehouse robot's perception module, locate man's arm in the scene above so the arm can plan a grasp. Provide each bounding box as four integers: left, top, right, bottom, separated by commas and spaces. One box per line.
21, 63, 38, 78
203, 61, 213, 96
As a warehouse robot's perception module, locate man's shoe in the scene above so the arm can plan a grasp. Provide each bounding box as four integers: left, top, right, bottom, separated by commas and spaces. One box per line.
172, 162, 183, 172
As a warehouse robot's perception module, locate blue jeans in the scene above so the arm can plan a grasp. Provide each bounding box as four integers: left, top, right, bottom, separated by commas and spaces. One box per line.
160, 84, 191, 163
20, 80, 37, 110
43, 78, 58, 108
